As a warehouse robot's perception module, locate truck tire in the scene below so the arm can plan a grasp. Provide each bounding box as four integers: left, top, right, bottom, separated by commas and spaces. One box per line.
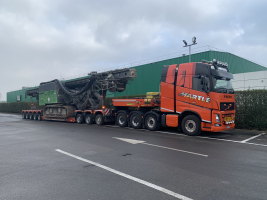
95, 114, 104, 125
85, 114, 93, 125
37, 114, 42, 121
181, 115, 201, 136
130, 113, 142, 129
145, 114, 160, 131
117, 112, 128, 127
76, 114, 84, 124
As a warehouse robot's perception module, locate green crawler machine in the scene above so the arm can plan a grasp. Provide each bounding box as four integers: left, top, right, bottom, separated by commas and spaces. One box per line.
25, 68, 137, 119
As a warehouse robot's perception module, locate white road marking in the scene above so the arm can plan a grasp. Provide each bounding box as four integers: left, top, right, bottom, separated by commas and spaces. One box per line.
56, 149, 193, 200
103, 125, 267, 147
240, 133, 266, 143
113, 137, 146, 144
113, 137, 208, 157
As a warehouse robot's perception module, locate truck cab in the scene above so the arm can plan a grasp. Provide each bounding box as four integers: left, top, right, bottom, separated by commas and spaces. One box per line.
161, 59, 235, 135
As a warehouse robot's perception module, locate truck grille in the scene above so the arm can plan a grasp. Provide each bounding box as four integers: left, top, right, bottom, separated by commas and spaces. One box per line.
220, 102, 235, 111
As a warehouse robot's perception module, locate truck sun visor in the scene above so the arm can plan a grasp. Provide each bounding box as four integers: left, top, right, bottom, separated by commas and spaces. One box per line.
211, 69, 234, 79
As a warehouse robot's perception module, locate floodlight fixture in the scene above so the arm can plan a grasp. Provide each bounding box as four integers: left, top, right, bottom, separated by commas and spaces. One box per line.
182, 36, 198, 62
192, 36, 196, 44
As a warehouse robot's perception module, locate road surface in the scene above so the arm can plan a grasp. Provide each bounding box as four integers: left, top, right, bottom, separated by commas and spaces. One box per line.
0, 113, 266, 200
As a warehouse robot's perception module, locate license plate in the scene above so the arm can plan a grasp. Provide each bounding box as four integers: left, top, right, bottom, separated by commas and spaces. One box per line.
226, 126, 230, 129
224, 117, 233, 121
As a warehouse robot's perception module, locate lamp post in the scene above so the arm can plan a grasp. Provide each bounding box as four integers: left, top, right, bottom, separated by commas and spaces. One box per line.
183, 37, 197, 62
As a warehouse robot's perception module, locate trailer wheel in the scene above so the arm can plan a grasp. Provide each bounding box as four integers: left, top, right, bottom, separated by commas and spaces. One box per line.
95, 114, 104, 125
26, 113, 29, 119
85, 114, 93, 125
22, 113, 26, 119
130, 113, 142, 129
117, 112, 128, 127
145, 114, 160, 131
76, 114, 84, 124
30, 114, 34, 120
37, 114, 42, 121
33, 114, 37, 120
181, 115, 201, 136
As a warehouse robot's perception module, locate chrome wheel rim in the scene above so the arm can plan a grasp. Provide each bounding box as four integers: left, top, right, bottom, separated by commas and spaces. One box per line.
96, 116, 101, 124
185, 120, 196, 132
147, 117, 155, 129
132, 116, 139, 127
118, 115, 125, 125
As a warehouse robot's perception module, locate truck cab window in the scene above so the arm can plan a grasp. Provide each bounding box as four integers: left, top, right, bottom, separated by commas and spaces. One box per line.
192, 76, 205, 92
212, 76, 234, 94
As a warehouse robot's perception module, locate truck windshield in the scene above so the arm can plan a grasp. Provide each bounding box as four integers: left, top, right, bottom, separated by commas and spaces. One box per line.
212, 76, 234, 94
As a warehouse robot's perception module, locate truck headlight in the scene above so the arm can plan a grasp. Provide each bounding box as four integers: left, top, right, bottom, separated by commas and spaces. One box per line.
215, 114, 221, 123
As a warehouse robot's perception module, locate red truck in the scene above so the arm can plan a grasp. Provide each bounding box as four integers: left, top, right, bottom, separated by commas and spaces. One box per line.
22, 59, 235, 136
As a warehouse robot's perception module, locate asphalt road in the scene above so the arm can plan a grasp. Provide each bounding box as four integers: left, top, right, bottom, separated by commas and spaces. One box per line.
0, 113, 267, 200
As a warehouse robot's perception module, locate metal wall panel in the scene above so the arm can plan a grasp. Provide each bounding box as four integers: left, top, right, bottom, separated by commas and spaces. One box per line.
7, 87, 38, 103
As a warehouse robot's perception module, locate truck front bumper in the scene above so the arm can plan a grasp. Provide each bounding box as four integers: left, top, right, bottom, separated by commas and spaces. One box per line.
203, 123, 235, 132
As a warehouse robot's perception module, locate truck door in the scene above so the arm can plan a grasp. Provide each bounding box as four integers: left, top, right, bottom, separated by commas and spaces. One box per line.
191, 64, 212, 123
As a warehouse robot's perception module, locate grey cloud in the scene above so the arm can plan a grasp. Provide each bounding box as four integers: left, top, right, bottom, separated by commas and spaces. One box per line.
0, 0, 267, 100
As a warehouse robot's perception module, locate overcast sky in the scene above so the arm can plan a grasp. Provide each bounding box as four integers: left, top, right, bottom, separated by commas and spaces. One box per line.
1, 0, 267, 101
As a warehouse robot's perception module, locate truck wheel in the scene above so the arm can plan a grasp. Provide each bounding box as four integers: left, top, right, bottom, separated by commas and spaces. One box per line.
76, 114, 84, 124
145, 114, 160, 131
37, 114, 42, 121
181, 115, 201, 136
95, 114, 104, 125
85, 114, 93, 125
130, 113, 142, 129
117, 112, 128, 127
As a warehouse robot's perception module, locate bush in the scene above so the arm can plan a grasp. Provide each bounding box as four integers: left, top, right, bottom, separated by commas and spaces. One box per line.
235, 89, 267, 131
0, 102, 44, 113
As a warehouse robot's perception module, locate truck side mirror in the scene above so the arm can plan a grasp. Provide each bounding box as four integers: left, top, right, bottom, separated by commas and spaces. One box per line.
203, 77, 210, 93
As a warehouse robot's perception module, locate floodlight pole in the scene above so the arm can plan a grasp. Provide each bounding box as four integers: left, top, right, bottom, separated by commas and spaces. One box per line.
183, 37, 197, 63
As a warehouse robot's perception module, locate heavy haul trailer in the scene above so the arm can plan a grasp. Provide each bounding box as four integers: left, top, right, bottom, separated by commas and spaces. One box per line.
22, 68, 137, 123
112, 59, 235, 136
22, 59, 235, 136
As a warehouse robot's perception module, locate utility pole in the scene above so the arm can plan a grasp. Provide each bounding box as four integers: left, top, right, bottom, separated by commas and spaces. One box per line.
183, 37, 197, 62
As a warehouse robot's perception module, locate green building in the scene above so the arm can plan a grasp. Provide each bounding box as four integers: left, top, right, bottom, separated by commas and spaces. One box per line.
6, 50, 267, 103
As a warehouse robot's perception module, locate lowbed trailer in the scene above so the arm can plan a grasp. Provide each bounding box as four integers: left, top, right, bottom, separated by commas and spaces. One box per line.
22, 59, 236, 136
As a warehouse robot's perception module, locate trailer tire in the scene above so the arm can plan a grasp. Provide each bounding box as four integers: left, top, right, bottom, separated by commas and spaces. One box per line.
33, 114, 38, 120
85, 114, 93, 125
130, 113, 142, 129
26, 113, 29, 119
37, 114, 42, 121
181, 115, 201, 136
22, 113, 26, 119
76, 114, 84, 124
117, 112, 128, 127
95, 114, 104, 126
145, 114, 160, 131
30, 114, 34, 120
